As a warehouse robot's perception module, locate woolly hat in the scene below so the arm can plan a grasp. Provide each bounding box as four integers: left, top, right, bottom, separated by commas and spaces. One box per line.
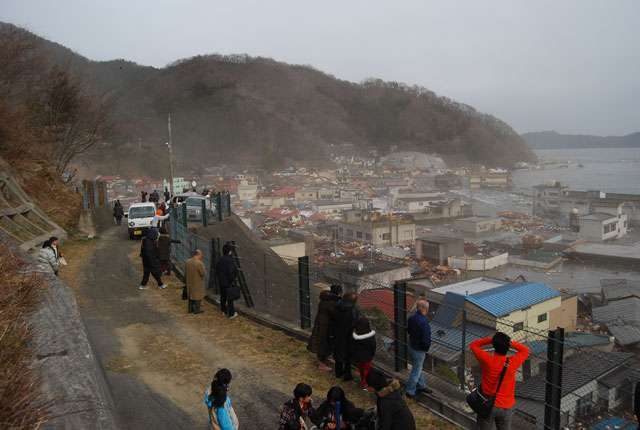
330, 284, 342, 295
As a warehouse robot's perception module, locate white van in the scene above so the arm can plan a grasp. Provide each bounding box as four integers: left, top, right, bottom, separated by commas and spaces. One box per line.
127, 202, 157, 239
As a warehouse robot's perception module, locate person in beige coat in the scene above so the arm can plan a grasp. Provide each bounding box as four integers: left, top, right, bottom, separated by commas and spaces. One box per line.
186, 249, 206, 314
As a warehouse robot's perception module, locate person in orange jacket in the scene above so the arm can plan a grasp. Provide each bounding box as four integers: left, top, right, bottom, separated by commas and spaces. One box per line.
470, 332, 530, 430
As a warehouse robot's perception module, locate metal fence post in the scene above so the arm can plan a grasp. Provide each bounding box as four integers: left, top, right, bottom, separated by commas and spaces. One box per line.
298, 256, 311, 329
544, 327, 565, 430
226, 192, 231, 216
217, 194, 223, 221
394, 281, 408, 372
181, 203, 187, 227
263, 253, 269, 307
458, 309, 468, 389
208, 238, 219, 291
201, 199, 208, 227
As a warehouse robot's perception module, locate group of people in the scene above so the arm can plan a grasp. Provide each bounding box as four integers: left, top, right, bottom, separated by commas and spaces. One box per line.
307, 286, 377, 388
140, 188, 170, 204
182, 243, 240, 318
138, 225, 179, 290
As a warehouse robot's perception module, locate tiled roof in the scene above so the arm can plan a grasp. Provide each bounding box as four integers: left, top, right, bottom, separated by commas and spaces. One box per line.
592, 297, 640, 324
516, 351, 633, 402
464, 282, 561, 317
358, 288, 416, 324
607, 323, 640, 346
600, 279, 640, 301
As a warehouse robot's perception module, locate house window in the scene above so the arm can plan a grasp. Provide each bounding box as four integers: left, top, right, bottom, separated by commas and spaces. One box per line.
365, 233, 372, 241
347, 229, 353, 237
513, 322, 524, 332
356, 231, 363, 239
382, 233, 391, 241
404, 230, 413, 239
538, 313, 547, 323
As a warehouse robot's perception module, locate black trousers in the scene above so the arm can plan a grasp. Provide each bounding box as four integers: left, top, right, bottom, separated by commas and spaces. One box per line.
220, 287, 235, 316
116, 216, 122, 226
334, 349, 353, 379
141, 268, 162, 286
188, 299, 201, 313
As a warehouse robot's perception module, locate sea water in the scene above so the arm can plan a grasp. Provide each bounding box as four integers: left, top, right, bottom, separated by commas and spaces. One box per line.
513, 147, 640, 194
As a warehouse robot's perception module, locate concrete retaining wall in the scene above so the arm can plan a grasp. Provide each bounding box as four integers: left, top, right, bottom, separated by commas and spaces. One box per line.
78, 204, 114, 237
1, 234, 120, 429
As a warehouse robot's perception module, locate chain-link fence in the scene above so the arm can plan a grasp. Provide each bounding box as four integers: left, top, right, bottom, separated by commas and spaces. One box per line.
168, 211, 639, 430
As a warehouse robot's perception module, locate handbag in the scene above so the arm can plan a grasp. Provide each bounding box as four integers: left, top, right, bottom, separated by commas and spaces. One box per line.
226, 283, 241, 301
181, 286, 188, 300
466, 358, 509, 418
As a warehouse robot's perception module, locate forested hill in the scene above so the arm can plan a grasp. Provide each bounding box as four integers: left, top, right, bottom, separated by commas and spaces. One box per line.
522, 131, 640, 150
12, 23, 536, 168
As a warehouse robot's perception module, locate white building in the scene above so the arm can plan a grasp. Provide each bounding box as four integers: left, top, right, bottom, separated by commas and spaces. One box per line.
237, 180, 258, 201
164, 177, 190, 194
578, 211, 628, 242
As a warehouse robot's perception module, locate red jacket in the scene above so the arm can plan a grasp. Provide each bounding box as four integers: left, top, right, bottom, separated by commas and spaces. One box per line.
470, 337, 530, 408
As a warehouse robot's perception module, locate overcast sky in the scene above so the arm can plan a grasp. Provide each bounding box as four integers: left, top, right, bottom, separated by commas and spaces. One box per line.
2, 0, 639, 136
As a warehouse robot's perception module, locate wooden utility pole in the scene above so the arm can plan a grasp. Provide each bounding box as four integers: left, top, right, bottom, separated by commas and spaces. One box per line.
168, 114, 175, 198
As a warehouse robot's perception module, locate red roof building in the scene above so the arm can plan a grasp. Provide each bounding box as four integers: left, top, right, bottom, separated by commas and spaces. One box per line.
273, 187, 299, 197
358, 288, 416, 323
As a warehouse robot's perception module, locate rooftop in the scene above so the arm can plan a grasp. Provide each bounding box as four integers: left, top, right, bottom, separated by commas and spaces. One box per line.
417, 234, 462, 244
579, 212, 617, 221
464, 282, 562, 317
431, 276, 509, 296
457, 216, 500, 223
358, 288, 416, 323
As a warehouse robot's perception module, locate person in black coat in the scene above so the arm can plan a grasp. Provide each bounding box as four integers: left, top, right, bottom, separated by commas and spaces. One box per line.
366, 368, 415, 430
139, 229, 166, 290
351, 316, 376, 388
113, 200, 124, 226
311, 386, 363, 430
329, 292, 359, 381
215, 243, 238, 318
307, 285, 342, 371
157, 227, 180, 275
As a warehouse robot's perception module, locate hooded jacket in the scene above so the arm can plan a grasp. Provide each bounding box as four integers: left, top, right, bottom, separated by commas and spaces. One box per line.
351, 328, 377, 363
374, 379, 416, 430
307, 290, 341, 357
37, 246, 59, 273
157, 234, 180, 260
329, 299, 359, 362
140, 229, 161, 270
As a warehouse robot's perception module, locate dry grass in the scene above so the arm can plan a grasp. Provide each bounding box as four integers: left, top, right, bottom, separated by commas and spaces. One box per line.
57, 234, 100, 306
0, 243, 52, 428
143, 267, 458, 430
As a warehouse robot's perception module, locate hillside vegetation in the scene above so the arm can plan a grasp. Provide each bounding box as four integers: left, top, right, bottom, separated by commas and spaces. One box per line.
5, 23, 536, 172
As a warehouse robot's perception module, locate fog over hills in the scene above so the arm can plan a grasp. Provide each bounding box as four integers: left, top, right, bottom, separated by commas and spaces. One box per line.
522, 131, 640, 150
7, 23, 536, 169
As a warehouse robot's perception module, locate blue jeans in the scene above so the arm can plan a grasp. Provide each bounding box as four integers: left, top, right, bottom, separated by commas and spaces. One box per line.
406, 346, 427, 395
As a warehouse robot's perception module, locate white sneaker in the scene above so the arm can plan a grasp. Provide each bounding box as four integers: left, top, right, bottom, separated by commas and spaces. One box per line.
158, 284, 168, 289
139, 285, 148, 290
229, 312, 238, 319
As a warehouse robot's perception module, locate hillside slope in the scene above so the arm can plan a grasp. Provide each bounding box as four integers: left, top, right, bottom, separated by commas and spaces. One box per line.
522, 131, 640, 149
11, 23, 536, 168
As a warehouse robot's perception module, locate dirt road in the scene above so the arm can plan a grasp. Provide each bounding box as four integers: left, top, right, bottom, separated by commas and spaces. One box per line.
69, 226, 453, 429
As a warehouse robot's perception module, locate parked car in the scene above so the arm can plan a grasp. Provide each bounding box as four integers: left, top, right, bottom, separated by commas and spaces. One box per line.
185, 196, 215, 221
127, 202, 157, 239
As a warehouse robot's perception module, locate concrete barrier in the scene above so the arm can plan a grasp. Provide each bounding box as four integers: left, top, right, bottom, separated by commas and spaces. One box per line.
1, 234, 120, 429
78, 204, 114, 237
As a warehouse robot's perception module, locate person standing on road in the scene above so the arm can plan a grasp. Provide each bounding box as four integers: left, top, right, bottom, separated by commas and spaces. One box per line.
141, 190, 147, 202
113, 200, 124, 226
329, 292, 359, 382
470, 332, 530, 430
186, 249, 206, 314
307, 284, 342, 372
164, 188, 171, 202
215, 243, 238, 318
205, 368, 238, 430
406, 300, 432, 398
139, 229, 167, 290
366, 368, 416, 430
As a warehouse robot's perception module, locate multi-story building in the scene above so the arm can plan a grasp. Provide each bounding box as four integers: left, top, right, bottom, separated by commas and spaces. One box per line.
453, 216, 502, 235
337, 210, 415, 247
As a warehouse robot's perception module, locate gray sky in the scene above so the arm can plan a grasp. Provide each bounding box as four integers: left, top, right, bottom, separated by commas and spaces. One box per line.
3, 0, 639, 136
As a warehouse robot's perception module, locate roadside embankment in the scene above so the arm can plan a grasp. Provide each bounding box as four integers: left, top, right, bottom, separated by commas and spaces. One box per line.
0, 233, 120, 429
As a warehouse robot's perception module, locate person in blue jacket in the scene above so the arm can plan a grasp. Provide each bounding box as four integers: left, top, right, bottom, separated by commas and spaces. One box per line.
205, 368, 238, 430
406, 300, 432, 398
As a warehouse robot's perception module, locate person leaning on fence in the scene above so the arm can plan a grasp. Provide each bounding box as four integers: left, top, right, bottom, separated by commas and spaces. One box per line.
113, 200, 124, 226
139, 229, 167, 290
307, 284, 342, 372
186, 249, 206, 314
329, 292, 359, 382
216, 243, 238, 319
157, 227, 180, 275
366, 368, 416, 430
470, 332, 530, 430
351, 315, 377, 389
406, 299, 432, 397
151, 209, 170, 233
